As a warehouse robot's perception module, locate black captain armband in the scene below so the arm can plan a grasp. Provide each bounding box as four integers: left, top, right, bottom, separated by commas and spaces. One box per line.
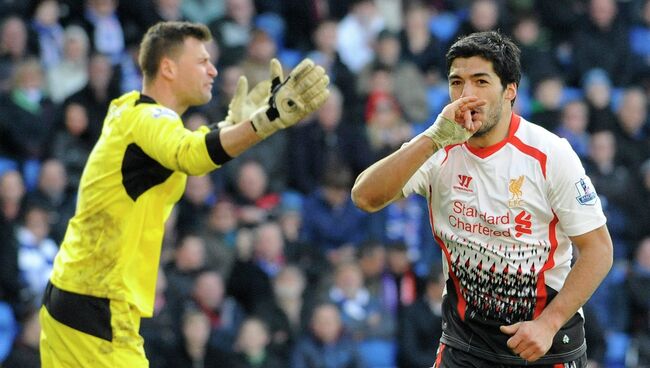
205, 129, 233, 165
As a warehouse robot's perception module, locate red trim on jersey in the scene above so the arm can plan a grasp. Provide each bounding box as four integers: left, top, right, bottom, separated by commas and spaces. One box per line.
533, 213, 559, 318
434, 343, 446, 367
553, 364, 564, 368
428, 185, 467, 321
441, 143, 462, 165
509, 134, 548, 179
465, 113, 521, 158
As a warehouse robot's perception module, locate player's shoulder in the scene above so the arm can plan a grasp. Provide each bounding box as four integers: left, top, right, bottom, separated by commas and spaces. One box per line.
513, 116, 571, 155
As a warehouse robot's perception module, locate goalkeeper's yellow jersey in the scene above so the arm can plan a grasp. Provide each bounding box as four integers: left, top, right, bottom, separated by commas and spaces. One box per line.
50, 91, 226, 317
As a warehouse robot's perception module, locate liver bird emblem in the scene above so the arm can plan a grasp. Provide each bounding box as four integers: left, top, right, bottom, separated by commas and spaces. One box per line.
509, 175, 524, 200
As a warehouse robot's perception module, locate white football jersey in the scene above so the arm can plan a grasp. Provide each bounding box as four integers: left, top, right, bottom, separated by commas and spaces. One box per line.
403, 114, 605, 334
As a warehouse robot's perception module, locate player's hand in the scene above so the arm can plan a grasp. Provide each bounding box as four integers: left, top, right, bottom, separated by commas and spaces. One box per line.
217, 58, 283, 128
422, 96, 486, 150
250, 58, 330, 139
500, 319, 557, 362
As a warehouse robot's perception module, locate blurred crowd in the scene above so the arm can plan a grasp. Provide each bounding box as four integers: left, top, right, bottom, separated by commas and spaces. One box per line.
0, 0, 649, 367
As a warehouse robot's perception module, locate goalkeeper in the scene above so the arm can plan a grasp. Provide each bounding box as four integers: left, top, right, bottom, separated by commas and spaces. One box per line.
39, 21, 329, 368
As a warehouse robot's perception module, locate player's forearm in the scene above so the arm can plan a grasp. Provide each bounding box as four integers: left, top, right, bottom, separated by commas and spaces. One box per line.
352, 134, 436, 212
536, 226, 613, 332
218, 120, 263, 157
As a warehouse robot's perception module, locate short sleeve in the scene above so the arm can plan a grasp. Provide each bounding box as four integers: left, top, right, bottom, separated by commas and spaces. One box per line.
547, 138, 606, 236
402, 149, 443, 198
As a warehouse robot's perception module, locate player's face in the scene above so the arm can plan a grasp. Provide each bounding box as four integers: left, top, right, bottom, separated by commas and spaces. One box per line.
448, 56, 515, 137
175, 37, 217, 106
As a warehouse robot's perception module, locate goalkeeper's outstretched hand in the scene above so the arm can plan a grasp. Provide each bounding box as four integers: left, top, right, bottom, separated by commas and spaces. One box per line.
217, 58, 283, 128
250, 58, 330, 139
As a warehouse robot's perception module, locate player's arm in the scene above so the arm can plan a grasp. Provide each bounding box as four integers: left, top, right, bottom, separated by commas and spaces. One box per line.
540, 225, 613, 331
352, 96, 486, 213
502, 225, 612, 362
133, 58, 329, 175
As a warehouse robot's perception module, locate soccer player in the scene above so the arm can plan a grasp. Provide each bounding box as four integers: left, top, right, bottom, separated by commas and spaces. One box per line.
39, 21, 329, 367
351, 31, 612, 367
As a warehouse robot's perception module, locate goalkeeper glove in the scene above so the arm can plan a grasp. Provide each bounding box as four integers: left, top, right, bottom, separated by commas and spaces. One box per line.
216, 58, 283, 128
250, 58, 330, 139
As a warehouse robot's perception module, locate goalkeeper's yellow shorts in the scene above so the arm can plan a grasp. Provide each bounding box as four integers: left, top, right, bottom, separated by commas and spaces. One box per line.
39, 282, 148, 368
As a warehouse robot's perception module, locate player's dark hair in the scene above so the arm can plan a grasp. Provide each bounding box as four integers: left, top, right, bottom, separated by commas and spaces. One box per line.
446, 31, 521, 94
139, 21, 212, 82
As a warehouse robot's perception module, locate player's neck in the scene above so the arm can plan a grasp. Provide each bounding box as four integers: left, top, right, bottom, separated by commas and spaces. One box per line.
467, 109, 512, 149
142, 81, 187, 115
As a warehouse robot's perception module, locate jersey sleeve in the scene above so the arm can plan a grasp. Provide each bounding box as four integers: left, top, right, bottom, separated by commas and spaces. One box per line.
130, 106, 220, 176
547, 138, 606, 236
402, 147, 443, 198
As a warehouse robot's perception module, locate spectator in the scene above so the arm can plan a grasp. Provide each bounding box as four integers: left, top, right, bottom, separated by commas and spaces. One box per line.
200, 197, 239, 278
381, 242, 422, 316
510, 13, 559, 88
140, 269, 177, 368
253, 265, 313, 364
0, 15, 37, 92
287, 86, 372, 195
151, 0, 187, 23
571, 0, 635, 86
225, 132, 288, 195
0, 169, 25, 225
326, 262, 392, 347
164, 306, 237, 368
453, 0, 503, 40
306, 19, 359, 118
2, 308, 40, 368
229, 159, 281, 227
629, 0, 650, 82
291, 303, 365, 368
359, 29, 429, 123
613, 87, 650, 170
242, 29, 278, 89
45, 25, 89, 104
164, 234, 207, 306
17, 205, 58, 308
582, 68, 618, 133
555, 99, 591, 160
399, 3, 445, 81
365, 82, 412, 159
188, 269, 245, 352
175, 174, 216, 237
357, 241, 387, 301
335, 0, 385, 73
49, 102, 94, 191
64, 52, 120, 144
29, 0, 64, 70
228, 221, 283, 313
280, 0, 329, 51
397, 266, 444, 368
209, 0, 256, 67
0, 58, 58, 163
528, 74, 564, 132
300, 164, 374, 265
233, 317, 284, 368
181, 0, 225, 25
70, 0, 126, 64
23, 159, 75, 244
626, 237, 650, 366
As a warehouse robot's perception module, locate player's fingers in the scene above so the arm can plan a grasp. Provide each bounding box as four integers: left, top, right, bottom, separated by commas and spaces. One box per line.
288, 58, 316, 83
305, 88, 330, 112
269, 58, 283, 81
232, 76, 248, 107
248, 80, 271, 105
299, 74, 330, 101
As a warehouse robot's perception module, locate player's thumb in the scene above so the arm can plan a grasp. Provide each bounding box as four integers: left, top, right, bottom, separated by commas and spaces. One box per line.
500, 322, 521, 335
